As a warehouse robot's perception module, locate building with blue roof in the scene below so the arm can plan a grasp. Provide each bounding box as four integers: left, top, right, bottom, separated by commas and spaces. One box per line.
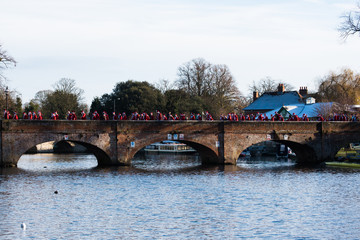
243, 84, 333, 119
244, 84, 308, 114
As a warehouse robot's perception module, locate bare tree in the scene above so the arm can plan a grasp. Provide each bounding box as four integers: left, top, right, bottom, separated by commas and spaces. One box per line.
248, 77, 294, 96
176, 58, 211, 97
34, 90, 53, 106
339, 4, 360, 39
155, 79, 174, 94
236, 95, 252, 112
208, 64, 240, 110
317, 68, 360, 112
314, 102, 336, 120
0, 44, 16, 81
29, 78, 87, 118
53, 78, 85, 103
176, 58, 242, 115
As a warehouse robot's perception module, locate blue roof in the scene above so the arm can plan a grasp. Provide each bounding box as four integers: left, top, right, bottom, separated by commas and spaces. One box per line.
264, 102, 334, 118
244, 91, 303, 111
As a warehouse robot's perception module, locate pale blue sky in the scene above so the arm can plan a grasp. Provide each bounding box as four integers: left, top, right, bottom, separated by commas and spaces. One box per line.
1, 0, 359, 105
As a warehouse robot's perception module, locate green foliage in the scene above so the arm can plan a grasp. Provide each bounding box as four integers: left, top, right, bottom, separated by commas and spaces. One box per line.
164, 89, 203, 114
42, 90, 80, 118
91, 80, 165, 114
24, 100, 39, 113
14, 96, 22, 114
29, 78, 86, 119
90, 97, 102, 113
0, 87, 23, 114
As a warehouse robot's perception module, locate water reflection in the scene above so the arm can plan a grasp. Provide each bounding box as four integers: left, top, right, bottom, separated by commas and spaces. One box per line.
16, 153, 299, 173
18, 153, 98, 172
237, 156, 296, 170
132, 152, 201, 172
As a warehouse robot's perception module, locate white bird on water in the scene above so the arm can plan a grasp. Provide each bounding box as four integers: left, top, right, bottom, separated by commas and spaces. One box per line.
21, 223, 26, 230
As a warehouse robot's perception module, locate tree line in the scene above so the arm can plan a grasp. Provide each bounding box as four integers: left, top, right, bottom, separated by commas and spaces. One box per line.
90, 58, 244, 118
2, 54, 360, 120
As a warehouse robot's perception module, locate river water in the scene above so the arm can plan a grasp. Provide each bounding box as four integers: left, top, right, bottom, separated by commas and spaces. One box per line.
1, 153, 360, 239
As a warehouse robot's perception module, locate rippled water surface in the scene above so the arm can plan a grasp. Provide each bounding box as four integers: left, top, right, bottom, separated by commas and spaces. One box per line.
1, 154, 360, 239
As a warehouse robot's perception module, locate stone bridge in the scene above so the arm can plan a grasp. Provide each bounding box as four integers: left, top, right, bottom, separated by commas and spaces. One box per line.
0, 120, 359, 167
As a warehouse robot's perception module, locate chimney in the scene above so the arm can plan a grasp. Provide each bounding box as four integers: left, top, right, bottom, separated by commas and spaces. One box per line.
277, 84, 285, 93
253, 91, 259, 102
299, 86, 308, 96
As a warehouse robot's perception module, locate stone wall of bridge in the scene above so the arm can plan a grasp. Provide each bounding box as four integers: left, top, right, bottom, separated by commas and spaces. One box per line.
116, 121, 222, 165
0, 120, 119, 167
222, 121, 322, 164
1, 120, 360, 167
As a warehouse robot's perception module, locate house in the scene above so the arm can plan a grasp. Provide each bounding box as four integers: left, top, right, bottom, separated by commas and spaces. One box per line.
243, 84, 311, 115
243, 84, 334, 119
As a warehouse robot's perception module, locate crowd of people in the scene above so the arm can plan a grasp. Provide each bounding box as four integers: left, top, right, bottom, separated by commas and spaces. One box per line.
219, 112, 358, 122
2, 109, 359, 122
3, 110, 44, 120
88, 110, 213, 121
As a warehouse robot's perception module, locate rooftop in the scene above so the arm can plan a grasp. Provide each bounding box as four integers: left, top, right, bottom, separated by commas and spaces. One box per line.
264, 102, 334, 118
244, 91, 303, 111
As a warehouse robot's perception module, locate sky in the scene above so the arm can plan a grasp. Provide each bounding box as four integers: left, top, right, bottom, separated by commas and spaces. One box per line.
1, 0, 360, 106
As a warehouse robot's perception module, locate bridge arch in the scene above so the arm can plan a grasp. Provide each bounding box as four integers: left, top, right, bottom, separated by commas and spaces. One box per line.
181, 140, 220, 164
272, 140, 317, 164
327, 138, 360, 161
7, 136, 113, 167
127, 138, 219, 165
235, 139, 318, 164
64, 140, 112, 165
